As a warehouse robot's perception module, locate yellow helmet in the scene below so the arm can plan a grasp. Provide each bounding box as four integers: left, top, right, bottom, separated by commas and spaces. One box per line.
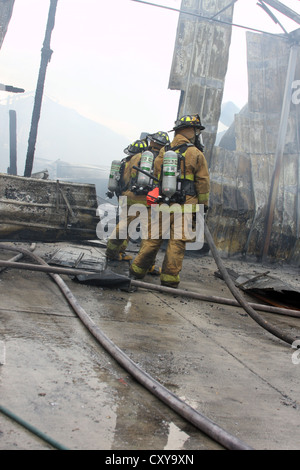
172, 114, 205, 131
124, 139, 148, 156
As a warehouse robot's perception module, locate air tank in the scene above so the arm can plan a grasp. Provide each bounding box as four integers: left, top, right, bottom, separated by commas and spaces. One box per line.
161, 150, 178, 199
108, 160, 121, 193
136, 150, 154, 187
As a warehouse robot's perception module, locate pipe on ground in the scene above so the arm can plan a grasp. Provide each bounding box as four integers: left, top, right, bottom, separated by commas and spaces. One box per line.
131, 281, 300, 319
0, 257, 299, 319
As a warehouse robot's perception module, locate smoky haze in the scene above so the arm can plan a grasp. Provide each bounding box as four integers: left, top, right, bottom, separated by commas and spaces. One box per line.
0, 94, 129, 175
0, 94, 239, 201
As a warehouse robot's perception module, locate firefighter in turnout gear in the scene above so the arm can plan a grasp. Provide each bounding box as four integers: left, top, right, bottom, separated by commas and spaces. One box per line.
129, 114, 210, 288
105, 133, 170, 265
129, 131, 170, 275
105, 139, 148, 261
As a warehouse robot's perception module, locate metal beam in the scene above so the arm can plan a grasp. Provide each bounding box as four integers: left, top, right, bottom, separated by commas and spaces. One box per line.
261, 0, 300, 25
258, 1, 289, 35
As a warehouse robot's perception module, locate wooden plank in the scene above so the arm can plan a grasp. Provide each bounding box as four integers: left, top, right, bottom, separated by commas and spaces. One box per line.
0, 173, 99, 241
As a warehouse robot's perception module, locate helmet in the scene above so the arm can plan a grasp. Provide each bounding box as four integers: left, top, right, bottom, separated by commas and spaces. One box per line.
147, 131, 170, 147
124, 139, 148, 156
172, 114, 205, 132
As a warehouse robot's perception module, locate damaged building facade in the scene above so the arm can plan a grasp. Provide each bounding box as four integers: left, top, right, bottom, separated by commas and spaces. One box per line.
213, 31, 300, 265
170, 0, 300, 267
1, 0, 300, 267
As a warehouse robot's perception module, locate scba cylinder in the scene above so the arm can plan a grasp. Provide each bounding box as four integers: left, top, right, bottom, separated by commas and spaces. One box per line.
137, 151, 154, 187
108, 160, 121, 192
162, 150, 178, 199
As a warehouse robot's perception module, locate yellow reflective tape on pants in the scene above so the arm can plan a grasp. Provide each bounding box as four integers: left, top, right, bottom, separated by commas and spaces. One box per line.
160, 273, 180, 283
130, 263, 148, 277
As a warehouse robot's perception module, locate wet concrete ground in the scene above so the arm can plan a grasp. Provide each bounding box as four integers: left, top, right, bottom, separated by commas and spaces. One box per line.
0, 241, 300, 450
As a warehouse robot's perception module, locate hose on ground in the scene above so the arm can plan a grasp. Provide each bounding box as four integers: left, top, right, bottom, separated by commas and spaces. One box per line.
0, 241, 299, 347
0, 244, 69, 449
0, 404, 69, 450
0, 243, 36, 273
202, 223, 297, 346
0, 243, 253, 450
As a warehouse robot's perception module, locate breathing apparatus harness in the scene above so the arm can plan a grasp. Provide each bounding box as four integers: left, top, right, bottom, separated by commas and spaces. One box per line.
131, 118, 204, 206
146, 142, 196, 206
147, 114, 205, 205
130, 131, 170, 196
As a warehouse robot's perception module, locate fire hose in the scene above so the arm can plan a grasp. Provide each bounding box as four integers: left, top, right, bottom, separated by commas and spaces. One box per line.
0, 243, 252, 450
0, 216, 299, 448
202, 222, 298, 346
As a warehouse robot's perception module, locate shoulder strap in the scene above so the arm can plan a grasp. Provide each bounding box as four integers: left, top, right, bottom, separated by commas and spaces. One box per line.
170, 143, 194, 154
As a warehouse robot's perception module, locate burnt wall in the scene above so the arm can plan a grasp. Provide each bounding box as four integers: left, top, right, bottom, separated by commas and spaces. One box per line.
208, 31, 300, 265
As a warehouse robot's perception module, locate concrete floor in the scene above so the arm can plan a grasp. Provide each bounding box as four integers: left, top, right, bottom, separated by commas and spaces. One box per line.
0, 241, 300, 450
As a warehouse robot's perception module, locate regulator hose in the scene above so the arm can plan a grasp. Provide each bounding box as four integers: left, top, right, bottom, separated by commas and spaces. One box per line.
0, 244, 252, 450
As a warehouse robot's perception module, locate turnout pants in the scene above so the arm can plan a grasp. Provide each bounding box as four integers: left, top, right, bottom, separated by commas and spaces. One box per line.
106, 203, 148, 260
130, 207, 196, 288
106, 214, 138, 259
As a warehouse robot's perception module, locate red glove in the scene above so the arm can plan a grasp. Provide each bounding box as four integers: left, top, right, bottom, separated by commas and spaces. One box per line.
147, 187, 159, 206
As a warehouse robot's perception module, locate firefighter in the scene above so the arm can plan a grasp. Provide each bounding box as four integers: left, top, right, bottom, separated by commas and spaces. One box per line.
105, 139, 148, 261
129, 114, 210, 288
105, 132, 169, 264
148, 131, 170, 156
128, 131, 170, 274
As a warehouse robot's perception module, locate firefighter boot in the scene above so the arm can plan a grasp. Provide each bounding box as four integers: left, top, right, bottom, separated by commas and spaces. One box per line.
147, 265, 161, 276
